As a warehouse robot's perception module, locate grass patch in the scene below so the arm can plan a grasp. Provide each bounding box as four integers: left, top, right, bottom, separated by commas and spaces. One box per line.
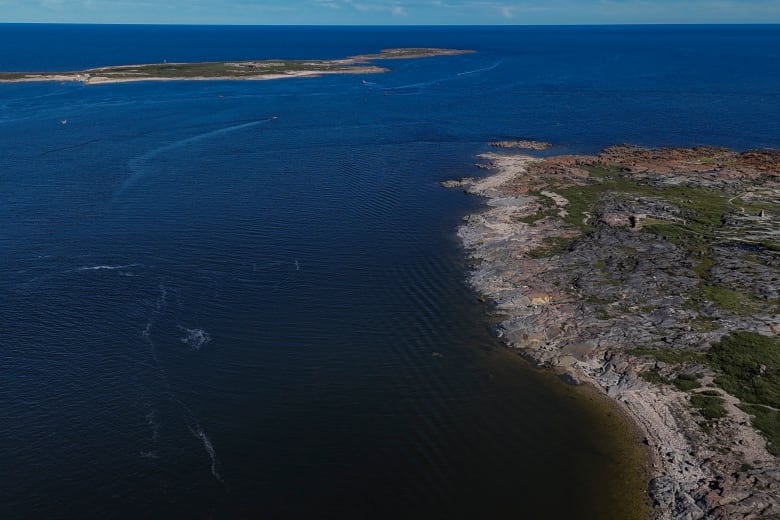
760, 241, 780, 253
527, 236, 576, 258
641, 221, 698, 246
672, 373, 701, 391
692, 252, 714, 279
689, 315, 721, 333
738, 405, 780, 456
690, 393, 728, 420
687, 283, 761, 316
554, 167, 732, 239
528, 190, 556, 208
519, 164, 734, 264
701, 284, 757, 315
585, 294, 616, 306
627, 347, 706, 365
739, 462, 754, 473
708, 332, 780, 407
708, 331, 780, 454
594, 306, 611, 320
639, 368, 669, 386
513, 208, 558, 225
0, 57, 389, 82
0, 72, 33, 80
647, 185, 729, 229
555, 183, 604, 233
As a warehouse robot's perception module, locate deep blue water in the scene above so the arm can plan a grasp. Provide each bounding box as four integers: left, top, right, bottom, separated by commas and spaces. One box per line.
1, 25, 778, 519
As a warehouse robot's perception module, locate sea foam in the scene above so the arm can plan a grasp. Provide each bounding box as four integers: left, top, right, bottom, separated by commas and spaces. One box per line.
179, 327, 211, 350
78, 263, 140, 271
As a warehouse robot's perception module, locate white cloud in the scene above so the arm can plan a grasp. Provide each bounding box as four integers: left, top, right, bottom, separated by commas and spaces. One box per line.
323, 0, 409, 16
314, 0, 342, 8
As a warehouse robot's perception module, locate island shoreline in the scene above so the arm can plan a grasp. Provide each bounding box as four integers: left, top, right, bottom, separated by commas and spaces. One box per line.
446, 144, 780, 520
0, 48, 473, 85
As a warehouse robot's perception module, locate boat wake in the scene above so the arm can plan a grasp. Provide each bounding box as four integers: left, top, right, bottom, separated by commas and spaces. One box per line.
456, 61, 503, 76
381, 60, 502, 93
116, 117, 275, 196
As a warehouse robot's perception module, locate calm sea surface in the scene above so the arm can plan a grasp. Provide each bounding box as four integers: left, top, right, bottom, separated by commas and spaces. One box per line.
1, 25, 778, 519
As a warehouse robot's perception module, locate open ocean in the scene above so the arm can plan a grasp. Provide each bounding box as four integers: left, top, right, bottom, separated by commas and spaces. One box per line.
1, 25, 778, 519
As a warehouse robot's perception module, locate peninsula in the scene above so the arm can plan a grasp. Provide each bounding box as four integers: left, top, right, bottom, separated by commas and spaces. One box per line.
0, 48, 472, 85
445, 144, 780, 519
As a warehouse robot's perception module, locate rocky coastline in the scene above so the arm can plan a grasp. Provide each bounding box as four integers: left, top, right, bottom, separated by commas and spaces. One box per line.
444, 145, 779, 519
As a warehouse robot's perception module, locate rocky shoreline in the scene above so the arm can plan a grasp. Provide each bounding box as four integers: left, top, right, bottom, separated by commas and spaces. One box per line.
444, 145, 779, 519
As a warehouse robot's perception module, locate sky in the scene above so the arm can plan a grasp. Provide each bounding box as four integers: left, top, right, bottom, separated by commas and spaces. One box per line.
1, 0, 779, 25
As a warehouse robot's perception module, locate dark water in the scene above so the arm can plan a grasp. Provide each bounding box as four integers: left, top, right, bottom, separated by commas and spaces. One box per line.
1, 25, 778, 519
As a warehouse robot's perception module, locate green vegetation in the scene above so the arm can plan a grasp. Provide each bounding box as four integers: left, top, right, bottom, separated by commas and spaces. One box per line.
692, 253, 715, 279
102, 60, 337, 77
526, 235, 576, 258
739, 405, 780, 456
639, 367, 669, 386
699, 389, 724, 397
627, 347, 705, 365
594, 306, 611, 320
513, 209, 557, 225
708, 332, 779, 408
0, 61, 338, 81
517, 161, 761, 270
708, 332, 780, 455
528, 190, 556, 208
672, 373, 701, 391
690, 393, 728, 420
691, 284, 761, 316
509, 158, 780, 451
631, 333, 779, 452
689, 315, 721, 333
0, 49, 471, 84
555, 183, 604, 233
543, 164, 733, 240
641, 221, 698, 246
639, 368, 702, 392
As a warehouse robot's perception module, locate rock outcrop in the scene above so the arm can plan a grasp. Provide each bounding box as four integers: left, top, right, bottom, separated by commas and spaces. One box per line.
447, 146, 780, 519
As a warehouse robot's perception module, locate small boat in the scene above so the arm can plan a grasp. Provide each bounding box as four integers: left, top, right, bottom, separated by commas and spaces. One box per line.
60, 119, 68, 125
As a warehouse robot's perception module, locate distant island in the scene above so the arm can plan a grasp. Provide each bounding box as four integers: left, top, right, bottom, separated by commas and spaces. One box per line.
445, 144, 780, 519
0, 48, 473, 85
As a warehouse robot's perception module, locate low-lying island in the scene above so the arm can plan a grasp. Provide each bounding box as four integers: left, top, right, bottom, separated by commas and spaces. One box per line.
0, 48, 472, 84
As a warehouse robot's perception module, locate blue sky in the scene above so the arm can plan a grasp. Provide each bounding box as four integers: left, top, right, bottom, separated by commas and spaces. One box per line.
2, 0, 779, 24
